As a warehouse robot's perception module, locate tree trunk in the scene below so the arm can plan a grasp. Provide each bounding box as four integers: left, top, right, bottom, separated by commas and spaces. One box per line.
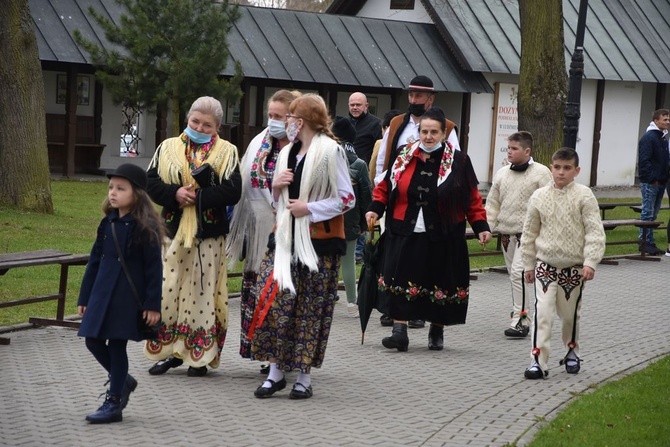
0, 0, 53, 212
518, 0, 567, 166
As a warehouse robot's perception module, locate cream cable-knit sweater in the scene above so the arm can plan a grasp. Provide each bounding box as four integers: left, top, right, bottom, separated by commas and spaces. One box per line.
486, 162, 551, 234
521, 181, 606, 270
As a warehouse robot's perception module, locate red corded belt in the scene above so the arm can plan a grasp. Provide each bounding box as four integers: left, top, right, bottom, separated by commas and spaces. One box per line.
246, 274, 278, 340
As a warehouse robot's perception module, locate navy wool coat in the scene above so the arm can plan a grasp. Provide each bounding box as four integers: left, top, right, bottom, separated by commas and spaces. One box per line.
77, 211, 163, 341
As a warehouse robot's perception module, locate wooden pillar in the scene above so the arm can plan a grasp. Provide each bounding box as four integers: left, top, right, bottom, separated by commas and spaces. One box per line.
63, 67, 78, 177
255, 85, 265, 127
656, 83, 667, 109
459, 93, 471, 155
93, 80, 103, 144
589, 80, 605, 186
155, 102, 168, 149
239, 81, 252, 152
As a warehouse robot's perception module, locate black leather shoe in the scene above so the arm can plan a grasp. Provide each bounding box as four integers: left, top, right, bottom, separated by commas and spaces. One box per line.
148, 356, 183, 375
504, 325, 529, 338
560, 354, 581, 374
380, 314, 393, 327
408, 319, 425, 328
120, 374, 137, 409
382, 322, 409, 351
428, 324, 444, 351
524, 364, 548, 380
289, 383, 313, 400
187, 366, 207, 377
254, 378, 287, 398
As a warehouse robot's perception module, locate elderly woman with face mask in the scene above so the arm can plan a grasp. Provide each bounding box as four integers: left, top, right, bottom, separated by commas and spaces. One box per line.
144, 96, 241, 377
366, 107, 491, 353
227, 90, 301, 366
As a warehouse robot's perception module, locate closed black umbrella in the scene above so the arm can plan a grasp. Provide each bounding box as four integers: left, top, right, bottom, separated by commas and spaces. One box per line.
357, 220, 387, 344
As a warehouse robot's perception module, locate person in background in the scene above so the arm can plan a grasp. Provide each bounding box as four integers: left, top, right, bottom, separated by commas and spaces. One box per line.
637, 109, 670, 255
370, 109, 402, 184
144, 96, 241, 377
348, 93, 381, 265
227, 90, 301, 373
77, 164, 164, 423
250, 94, 355, 399
365, 107, 491, 352
485, 131, 551, 338
332, 116, 373, 318
348, 92, 382, 165
521, 148, 606, 379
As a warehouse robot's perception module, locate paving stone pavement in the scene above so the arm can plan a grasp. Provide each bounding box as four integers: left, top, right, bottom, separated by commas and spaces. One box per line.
1, 258, 668, 447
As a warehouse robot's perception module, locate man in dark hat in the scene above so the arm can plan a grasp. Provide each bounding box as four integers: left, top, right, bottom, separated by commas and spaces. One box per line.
372, 75, 460, 329
374, 75, 460, 186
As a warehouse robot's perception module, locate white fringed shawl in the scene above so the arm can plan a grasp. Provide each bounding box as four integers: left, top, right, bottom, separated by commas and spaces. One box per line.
226, 130, 276, 272
273, 134, 342, 293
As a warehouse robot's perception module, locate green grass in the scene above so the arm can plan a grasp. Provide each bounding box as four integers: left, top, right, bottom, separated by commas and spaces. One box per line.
1, 183, 667, 327
525, 355, 670, 447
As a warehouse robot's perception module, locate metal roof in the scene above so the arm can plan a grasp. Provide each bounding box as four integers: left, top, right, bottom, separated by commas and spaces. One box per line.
421, 0, 670, 82
29, 0, 491, 93
223, 6, 491, 92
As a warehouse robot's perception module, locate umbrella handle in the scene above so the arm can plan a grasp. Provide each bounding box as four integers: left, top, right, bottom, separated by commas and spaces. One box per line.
367, 218, 376, 236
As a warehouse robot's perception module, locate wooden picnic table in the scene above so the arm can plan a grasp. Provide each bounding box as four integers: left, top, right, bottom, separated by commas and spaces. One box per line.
0, 249, 89, 345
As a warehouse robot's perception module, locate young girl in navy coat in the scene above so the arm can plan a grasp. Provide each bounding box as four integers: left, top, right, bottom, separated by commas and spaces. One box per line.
77, 164, 164, 423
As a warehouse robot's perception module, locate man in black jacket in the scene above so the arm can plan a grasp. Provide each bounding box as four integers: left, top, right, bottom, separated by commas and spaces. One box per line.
637, 108, 670, 255
348, 92, 382, 165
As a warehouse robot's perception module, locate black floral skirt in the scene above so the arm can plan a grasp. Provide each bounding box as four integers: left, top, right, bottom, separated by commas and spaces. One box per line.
250, 250, 340, 372
379, 231, 471, 326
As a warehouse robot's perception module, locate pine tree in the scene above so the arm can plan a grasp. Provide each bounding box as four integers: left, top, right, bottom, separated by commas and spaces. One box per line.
74, 0, 244, 136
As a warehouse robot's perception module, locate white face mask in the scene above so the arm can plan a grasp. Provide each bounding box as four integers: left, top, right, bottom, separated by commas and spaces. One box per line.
419, 141, 443, 153
268, 119, 287, 139
286, 121, 300, 143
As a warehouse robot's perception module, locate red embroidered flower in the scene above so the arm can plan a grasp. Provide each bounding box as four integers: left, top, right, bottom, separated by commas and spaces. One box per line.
457, 289, 467, 299
251, 163, 258, 170
250, 178, 260, 188
378, 276, 384, 286
433, 289, 445, 300
407, 286, 419, 297
531, 348, 541, 357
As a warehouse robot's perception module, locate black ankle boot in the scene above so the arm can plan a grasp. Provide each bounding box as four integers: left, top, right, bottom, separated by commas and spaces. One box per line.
428, 324, 444, 351
382, 322, 409, 352
85, 391, 122, 424
120, 374, 137, 409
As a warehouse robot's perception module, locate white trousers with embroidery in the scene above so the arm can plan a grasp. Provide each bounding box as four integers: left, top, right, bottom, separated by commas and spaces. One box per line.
529, 260, 585, 372
502, 234, 532, 328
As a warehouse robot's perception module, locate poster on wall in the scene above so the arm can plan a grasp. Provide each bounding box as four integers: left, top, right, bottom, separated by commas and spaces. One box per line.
489, 82, 519, 181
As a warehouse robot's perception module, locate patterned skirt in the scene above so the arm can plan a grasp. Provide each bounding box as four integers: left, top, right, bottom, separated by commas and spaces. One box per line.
144, 236, 229, 368
250, 250, 340, 373
380, 231, 470, 326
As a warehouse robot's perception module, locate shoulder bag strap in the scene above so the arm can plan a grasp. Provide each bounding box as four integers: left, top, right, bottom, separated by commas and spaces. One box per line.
111, 222, 144, 310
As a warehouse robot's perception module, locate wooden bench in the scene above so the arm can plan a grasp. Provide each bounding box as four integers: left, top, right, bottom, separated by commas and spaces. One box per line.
629, 204, 670, 214
0, 250, 89, 345
601, 219, 662, 264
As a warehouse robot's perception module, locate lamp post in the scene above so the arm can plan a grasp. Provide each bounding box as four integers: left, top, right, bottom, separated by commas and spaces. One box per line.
563, 0, 589, 150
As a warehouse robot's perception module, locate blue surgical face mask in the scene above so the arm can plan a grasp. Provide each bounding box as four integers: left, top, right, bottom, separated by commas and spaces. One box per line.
268, 119, 287, 140
419, 141, 443, 153
184, 126, 213, 144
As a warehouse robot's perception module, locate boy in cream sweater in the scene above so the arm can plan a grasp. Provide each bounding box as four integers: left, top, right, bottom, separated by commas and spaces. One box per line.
521, 148, 606, 379
486, 131, 551, 338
